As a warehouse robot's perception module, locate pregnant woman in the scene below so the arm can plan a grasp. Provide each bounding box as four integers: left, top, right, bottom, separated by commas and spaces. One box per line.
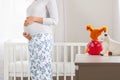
23, 0, 58, 80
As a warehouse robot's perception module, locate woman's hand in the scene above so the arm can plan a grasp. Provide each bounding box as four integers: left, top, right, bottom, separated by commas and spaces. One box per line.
24, 16, 43, 26
23, 32, 32, 40
24, 16, 35, 27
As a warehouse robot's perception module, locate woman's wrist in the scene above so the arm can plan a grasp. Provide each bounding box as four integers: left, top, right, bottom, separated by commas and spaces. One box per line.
33, 17, 43, 24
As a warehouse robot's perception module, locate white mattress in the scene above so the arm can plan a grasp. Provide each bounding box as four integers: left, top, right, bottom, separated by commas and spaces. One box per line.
9, 61, 75, 76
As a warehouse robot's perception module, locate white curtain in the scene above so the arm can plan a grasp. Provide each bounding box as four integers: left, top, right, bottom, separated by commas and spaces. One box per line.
0, 0, 31, 79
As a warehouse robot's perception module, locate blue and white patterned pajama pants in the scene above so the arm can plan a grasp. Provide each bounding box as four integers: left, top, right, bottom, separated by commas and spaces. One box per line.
28, 33, 53, 80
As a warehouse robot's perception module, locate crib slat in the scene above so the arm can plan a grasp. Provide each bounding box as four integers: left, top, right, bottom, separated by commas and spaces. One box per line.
56, 46, 59, 80
26, 44, 31, 80
70, 46, 74, 80
78, 46, 81, 54
20, 45, 23, 80
71, 46, 74, 62
13, 45, 16, 80
4, 43, 9, 80
64, 46, 67, 80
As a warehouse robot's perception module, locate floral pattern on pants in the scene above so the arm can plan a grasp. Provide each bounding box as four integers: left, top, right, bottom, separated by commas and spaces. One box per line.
28, 33, 53, 80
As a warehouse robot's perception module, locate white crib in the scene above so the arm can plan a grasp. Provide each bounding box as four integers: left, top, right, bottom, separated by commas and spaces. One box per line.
4, 39, 87, 80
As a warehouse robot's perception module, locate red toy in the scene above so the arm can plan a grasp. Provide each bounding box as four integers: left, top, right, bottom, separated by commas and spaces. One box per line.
86, 24, 107, 55
87, 40, 102, 55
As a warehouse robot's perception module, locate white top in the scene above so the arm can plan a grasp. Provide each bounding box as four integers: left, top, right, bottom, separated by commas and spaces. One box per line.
75, 54, 120, 63
24, 0, 58, 35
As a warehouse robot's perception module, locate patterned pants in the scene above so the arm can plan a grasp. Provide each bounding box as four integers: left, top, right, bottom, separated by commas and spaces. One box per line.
28, 33, 53, 80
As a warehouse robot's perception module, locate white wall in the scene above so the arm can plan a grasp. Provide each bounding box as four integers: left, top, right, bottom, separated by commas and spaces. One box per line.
112, 0, 120, 41
54, 0, 65, 42
64, 0, 113, 42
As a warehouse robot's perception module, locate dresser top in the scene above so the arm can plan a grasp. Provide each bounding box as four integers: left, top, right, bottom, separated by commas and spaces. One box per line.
75, 54, 120, 63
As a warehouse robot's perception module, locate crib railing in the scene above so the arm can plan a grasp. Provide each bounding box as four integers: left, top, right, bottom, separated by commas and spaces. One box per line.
53, 43, 87, 80
4, 39, 87, 80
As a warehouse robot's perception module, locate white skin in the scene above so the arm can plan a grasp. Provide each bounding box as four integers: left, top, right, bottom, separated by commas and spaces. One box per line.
23, 16, 43, 40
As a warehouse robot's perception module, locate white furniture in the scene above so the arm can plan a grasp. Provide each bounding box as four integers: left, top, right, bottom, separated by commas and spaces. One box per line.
75, 54, 120, 80
4, 39, 87, 80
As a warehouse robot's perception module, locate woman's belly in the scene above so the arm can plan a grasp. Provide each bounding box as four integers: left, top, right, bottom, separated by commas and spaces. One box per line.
24, 22, 52, 35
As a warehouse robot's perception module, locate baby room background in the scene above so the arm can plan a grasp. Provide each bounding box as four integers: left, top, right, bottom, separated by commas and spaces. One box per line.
1, 0, 120, 80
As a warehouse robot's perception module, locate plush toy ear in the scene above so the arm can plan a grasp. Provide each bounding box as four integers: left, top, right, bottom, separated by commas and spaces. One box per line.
100, 26, 108, 32
86, 24, 93, 31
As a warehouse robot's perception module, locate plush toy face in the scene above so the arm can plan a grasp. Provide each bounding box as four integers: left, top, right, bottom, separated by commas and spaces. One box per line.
99, 32, 110, 42
87, 25, 107, 41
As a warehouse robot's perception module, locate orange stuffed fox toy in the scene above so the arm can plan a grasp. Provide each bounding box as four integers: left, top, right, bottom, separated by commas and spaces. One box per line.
86, 24, 108, 55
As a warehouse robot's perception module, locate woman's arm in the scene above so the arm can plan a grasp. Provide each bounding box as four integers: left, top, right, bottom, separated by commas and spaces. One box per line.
24, 0, 58, 26
33, 0, 58, 25
34, 0, 58, 25
43, 0, 58, 25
